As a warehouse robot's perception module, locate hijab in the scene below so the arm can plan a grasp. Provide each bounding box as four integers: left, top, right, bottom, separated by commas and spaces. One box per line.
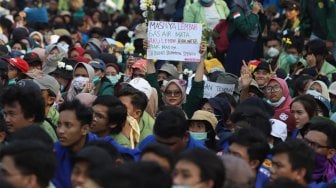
162, 79, 187, 107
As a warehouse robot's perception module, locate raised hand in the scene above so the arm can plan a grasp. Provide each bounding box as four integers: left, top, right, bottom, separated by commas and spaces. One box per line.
240, 60, 253, 88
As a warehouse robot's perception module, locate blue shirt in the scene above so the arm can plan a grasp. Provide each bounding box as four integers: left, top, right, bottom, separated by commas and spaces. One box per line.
138, 135, 206, 151
52, 133, 140, 188
255, 154, 272, 188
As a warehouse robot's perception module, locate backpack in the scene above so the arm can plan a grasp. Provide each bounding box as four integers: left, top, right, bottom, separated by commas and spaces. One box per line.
213, 19, 230, 53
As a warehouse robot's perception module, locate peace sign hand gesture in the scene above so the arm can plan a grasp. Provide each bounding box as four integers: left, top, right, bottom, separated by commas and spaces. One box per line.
269, 64, 278, 78
240, 60, 253, 89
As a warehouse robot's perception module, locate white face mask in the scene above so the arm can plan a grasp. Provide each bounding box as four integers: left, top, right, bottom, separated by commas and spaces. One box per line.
267, 47, 280, 58
266, 96, 286, 107
73, 76, 89, 90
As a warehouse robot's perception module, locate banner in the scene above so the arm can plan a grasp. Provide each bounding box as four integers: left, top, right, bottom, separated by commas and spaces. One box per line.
147, 21, 202, 62
203, 81, 235, 98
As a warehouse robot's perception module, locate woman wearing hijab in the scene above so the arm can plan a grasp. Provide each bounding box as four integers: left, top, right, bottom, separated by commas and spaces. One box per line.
67, 62, 95, 101
42, 43, 68, 74
225, 0, 265, 76
265, 77, 296, 133
307, 80, 331, 101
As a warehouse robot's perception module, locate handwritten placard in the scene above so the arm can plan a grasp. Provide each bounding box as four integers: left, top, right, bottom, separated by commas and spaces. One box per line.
147, 21, 202, 62
203, 81, 235, 98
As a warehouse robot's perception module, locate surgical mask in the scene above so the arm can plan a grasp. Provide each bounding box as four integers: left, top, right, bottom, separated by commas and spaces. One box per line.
73, 76, 89, 91
189, 131, 207, 141
172, 186, 191, 188
200, 0, 212, 3
117, 56, 123, 64
8, 79, 16, 85
286, 54, 299, 65
266, 96, 286, 107
266, 47, 280, 58
92, 76, 100, 84
47, 53, 62, 63
107, 75, 120, 85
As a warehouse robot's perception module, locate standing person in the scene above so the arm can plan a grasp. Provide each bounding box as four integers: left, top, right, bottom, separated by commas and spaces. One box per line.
225, 0, 266, 76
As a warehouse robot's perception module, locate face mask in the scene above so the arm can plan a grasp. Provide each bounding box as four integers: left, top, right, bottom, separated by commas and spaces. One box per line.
266, 96, 286, 107
250, 0, 254, 8
8, 79, 16, 85
60, 84, 65, 92
107, 75, 120, 85
189, 131, 207, 141
92, 76, 100, 84
286, 54, 299, 65
266, 47, 280, 58
73, 76, 89, 91
172, 186, 192, 188
117, 56, 123, 64
47, 54, 62, 63
200, 0, 212, 3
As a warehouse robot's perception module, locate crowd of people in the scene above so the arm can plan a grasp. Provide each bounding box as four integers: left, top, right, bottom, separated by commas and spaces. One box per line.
0, 0, 335, 188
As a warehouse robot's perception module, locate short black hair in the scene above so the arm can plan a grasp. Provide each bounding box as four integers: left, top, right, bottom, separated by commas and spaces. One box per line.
141, 144, 175, 171
0, 140, 56, 188
117, 86, 148, 115
154, 106, 188, 138
58, 99, 93, 126
229, 128, 270, 167
265, 177, 305, 188
93, 95, 127, 134
11, 125, 54, 150
177, 148, 225, 188
306, 39, 328, 56
272, 139, 315, 183
306, 122, 336, 148
87, 140, 122, 163
1, 84, 45, 123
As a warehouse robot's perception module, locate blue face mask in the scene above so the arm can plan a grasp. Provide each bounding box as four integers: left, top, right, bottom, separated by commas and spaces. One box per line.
189, 131, 207, 141
107, 75, 119, 85
8, 79, 16, 85
92, 76, 100, 84
286, 54, 299, 65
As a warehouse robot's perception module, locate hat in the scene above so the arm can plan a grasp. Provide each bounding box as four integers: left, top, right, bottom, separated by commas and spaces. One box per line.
204, 58, 225, 73
89, 58, 106, 72
53, 28, 70, 37
33, 74, 60, 96
6, 58, 29, 73
270, 118, 287, 141
24, 7, 48, 23
253, 61, 270, 73
128, 77, 152, 99
23, 52, 42, 65
15, 79, 41, 94
132, 59, 147, 72
134, 23, 147, 40
286, 1, 299, 10
306, 90, 331, 111
26, 69, 45, 79
190, 110, 218, 130
329, 81, 336, 96
159, 63, 179, 79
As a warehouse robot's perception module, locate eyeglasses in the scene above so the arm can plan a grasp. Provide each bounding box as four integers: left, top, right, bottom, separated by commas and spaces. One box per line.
164, 90, 182, 97
303, 138, 331, 150
265, 85, 281, 93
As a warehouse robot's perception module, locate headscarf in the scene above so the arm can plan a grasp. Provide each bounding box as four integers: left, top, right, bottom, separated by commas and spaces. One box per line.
29, 31, 45, 48
31, 48, 46, 63
67, 62, 95, 101
68, 46, 85, 57
307, 80, 330, 101
162, 79, 187, 107
268, 77, 292, 111
42, 43, 68, 74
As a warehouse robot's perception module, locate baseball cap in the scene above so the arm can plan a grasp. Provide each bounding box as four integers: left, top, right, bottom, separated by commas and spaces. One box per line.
189, 110, 218, 130
89, 58, 106, 72
159, 63, 179, 79
23, 52, 42, 66
253, 61, 270, 73
15, 79, 41, 94
33, 74, 60, 96
6, 57, 29, 73
132, 59, 147, 72
128, 77, 152, 99
329, 81, 336, 96
270, 118, 287, 141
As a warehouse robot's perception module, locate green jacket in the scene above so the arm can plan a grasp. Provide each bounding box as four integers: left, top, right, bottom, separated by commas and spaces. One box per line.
183, 80, 204, 118
300, 0, 336, 41
183, 0, 230, 24
228, 7, 266, 39
96, 78, 114, 96
47, 107, 59, 129
320, 60, 336, 80
139, 111, 154, 141
40, 121, 58, 142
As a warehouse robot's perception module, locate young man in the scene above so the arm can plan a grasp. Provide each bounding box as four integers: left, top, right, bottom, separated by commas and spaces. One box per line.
1, 80, 57, 141
53, 99, 139, 188
0, 140, 56, 188
117, 85, 154, 142
270, 139, 315, 187
304, 121, 336, 183
228, 128, 270, 182
138, 106, 205, 154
